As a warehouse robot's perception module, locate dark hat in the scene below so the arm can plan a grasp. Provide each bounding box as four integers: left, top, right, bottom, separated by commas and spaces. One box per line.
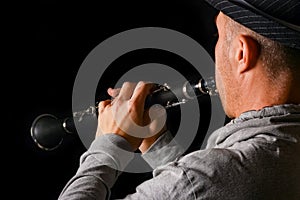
204, 0, 300, 49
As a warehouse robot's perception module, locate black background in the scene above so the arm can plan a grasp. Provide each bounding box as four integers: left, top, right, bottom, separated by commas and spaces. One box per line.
6, 0, 219, 199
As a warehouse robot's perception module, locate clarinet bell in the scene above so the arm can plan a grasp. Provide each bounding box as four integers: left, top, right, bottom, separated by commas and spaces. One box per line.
30, 114, 66, 151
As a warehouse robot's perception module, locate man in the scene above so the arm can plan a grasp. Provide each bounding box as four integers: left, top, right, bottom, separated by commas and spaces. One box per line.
58, 0, 300, 199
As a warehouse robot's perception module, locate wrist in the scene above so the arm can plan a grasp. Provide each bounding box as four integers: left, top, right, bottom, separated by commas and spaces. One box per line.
139, 127, 168, 153
118, 133, 143, 151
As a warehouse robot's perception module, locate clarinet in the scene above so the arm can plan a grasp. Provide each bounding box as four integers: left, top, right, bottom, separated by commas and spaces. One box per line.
30, 76, 217, 151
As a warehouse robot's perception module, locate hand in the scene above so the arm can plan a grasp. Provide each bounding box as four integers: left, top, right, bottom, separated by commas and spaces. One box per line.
96, 81, 167, 151
105, 85, 168, 153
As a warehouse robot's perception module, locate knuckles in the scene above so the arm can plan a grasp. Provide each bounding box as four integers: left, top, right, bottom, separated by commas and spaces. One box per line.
121, 81, 152, 93
122, 81, 135, 88
97, 100, 111, 113
137, 81, 147, 88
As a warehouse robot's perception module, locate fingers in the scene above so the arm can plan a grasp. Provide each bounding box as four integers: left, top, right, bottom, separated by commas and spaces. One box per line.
105, 81, 156, 111
98, 100, 111, 113
107, 88, 120, 98
130, 81, 156, 108
118, 82, 137, 100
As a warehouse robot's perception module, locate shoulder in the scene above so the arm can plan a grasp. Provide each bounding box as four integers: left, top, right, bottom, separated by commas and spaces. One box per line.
155, 148, 243, 183
152, 148, 249, 199
178, 148, 243, 177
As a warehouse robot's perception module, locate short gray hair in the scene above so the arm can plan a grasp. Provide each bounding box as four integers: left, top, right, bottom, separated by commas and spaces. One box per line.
223, 14, 300, 84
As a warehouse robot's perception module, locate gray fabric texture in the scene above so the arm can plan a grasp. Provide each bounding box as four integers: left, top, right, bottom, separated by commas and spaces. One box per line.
58, 104, 300, 200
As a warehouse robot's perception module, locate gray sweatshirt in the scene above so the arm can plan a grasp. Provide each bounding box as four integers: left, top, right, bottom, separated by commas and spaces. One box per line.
58, 104, 300, 200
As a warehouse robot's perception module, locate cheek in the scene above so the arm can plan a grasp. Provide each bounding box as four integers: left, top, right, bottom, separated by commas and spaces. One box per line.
215, 52, 228, 104
214, 39, 223, 67
214, 42, 223, 83
215, 69, 223, 96
215, 40, 220, 60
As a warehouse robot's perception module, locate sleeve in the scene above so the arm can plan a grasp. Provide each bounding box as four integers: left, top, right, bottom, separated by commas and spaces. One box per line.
58, 134, 134, 200
141, 130, 185, 169
120, 161, 198, 200
57, 131, 186, 200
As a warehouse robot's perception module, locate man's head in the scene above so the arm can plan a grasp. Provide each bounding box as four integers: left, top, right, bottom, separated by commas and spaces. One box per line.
204, 0, 300, 118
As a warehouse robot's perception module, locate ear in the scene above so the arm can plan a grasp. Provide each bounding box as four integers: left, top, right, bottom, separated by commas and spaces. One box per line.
234, 35, 260, 74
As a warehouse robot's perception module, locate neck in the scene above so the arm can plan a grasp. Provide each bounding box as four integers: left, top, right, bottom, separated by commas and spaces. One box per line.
234, 69, 300, 118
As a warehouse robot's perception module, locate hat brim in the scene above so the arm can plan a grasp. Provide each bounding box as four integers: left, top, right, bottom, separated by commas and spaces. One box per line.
204, 0, 300, 49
